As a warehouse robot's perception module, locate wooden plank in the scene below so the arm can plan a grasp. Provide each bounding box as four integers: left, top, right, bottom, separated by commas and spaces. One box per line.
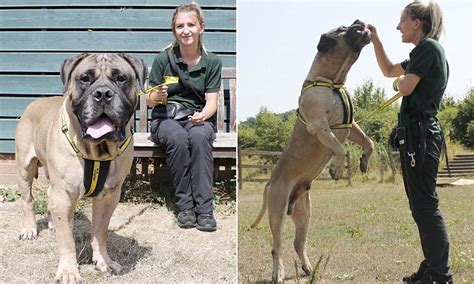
0, 73, 235, 95
0, 0, 236, 8
0, 53, 236, 72
134, 132, 236, 159
0, 9, 235, 30
0, 75, 62, 95
217, 81, 225, 132
133, 132, 236, 147
0, 119, 18, 139
0, 31, 236, 53
0, 97, 35, 117
0, 140, 15, 154
240, 150, 283, 156
229, 78, 236, 131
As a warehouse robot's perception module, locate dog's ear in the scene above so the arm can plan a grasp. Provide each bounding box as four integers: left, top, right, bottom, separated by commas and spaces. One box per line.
119, 53, 148, 91
60, 53, 90, 92
317, 34, 337, 53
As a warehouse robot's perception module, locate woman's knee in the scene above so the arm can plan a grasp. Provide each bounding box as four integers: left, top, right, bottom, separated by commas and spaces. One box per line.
189, 126, 214, 145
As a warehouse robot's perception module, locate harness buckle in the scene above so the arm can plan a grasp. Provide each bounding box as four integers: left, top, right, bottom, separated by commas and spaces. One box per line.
61, 124, 68, 133
408, 152, 416, 167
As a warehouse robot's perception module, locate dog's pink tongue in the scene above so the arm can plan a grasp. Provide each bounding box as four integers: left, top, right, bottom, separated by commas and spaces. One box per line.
86, 117, 114, 139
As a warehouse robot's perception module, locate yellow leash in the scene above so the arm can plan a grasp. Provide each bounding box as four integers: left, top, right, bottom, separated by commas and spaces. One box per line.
356, 92, 402, 123
357, 76, 404, 123
136, 75, 179, 105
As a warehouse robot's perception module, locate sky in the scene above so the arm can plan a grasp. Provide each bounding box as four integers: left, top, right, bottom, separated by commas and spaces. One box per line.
237, 0, 473, 121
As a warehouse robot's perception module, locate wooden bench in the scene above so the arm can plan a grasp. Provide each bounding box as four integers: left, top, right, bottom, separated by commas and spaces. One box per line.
131, 67, 237, 179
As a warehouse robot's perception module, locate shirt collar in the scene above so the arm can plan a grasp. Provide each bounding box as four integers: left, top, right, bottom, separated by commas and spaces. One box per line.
173, 45, 208, 72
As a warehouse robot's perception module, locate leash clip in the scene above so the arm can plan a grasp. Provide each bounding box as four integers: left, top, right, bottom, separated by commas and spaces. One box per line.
408, 152, 416, 167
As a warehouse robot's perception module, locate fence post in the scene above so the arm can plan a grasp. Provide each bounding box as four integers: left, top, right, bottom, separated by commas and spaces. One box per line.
387, 145, 397, 181
238, 147, 243, 190
346, 152, 352, 186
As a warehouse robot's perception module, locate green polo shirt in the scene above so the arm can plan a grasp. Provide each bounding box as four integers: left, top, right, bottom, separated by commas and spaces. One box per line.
400, 38, 449, 118
149, 45, 222, 111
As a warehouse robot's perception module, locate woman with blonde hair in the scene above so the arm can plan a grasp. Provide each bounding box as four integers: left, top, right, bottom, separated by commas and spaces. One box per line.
368, 1, 453, 283
147, 2, 222, 232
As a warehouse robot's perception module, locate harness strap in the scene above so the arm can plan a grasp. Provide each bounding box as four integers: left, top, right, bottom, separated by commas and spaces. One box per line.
83, 159, 111, 197
61, 112, 133, 198
298, 81, 353, 129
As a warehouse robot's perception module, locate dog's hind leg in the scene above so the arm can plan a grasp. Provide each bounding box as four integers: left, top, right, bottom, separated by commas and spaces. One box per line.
17, 150, 39, 240
91, 185, 123, 275
290, 191, 313, 276
268, 182, 290, 283
348, 121, 374, 173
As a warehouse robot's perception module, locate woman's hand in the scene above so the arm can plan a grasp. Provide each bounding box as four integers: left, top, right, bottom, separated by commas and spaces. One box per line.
189, 111, 206, 125
367, 24, 380, 44
147, 84, 168, 106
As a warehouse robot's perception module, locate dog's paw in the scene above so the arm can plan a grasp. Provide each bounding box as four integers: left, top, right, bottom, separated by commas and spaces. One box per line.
54, 267, 83, 283
302, 263, 313, 276
19, 227, 38, 241
94, 259, 123, 275
359, 154, 369, 173
329, 163, 343, 181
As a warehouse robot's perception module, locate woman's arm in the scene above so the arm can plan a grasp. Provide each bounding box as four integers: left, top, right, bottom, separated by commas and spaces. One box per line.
397, 73, 421, 97
189, 92, 218, 125
367, 24, 405, 78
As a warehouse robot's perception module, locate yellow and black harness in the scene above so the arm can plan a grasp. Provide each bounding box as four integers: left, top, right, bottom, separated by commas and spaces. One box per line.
297, 81, 354, 129
61, 113, 133, 197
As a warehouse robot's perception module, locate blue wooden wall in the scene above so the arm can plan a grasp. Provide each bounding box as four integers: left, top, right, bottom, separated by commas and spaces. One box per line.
0, 0, 236, 153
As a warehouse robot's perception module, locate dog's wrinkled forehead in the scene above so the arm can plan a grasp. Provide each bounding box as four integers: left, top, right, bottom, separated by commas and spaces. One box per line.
75, 54, 133, 77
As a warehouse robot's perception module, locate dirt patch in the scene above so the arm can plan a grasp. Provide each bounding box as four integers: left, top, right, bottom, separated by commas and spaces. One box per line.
0, 197, 236, 282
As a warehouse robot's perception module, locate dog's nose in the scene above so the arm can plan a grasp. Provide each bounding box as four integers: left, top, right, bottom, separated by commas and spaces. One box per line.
93, 87, 114, 102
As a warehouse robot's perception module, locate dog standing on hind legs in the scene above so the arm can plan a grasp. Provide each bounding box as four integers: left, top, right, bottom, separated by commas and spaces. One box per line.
250, 20, 374, 282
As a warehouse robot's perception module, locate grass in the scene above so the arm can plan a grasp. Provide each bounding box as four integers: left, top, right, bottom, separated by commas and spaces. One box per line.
238, 179, 474, 283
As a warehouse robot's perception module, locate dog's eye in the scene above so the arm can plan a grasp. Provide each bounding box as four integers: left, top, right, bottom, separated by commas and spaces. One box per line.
116, 75, 127, 83
79, 74, 90, 83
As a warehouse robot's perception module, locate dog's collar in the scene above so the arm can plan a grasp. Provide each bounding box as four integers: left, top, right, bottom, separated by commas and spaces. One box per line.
298, 80, 353, 130
60, 112, 133, 161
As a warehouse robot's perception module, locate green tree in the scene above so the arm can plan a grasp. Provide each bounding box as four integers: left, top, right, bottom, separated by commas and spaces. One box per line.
438, 95, 458, 138
352, 79, 398, 144
452, 89, 474, 148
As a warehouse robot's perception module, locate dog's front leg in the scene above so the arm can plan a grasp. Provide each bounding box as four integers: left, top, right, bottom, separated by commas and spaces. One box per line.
91, 187, 122, 275
348, 121, 374, 173
48, 187, 82, 283
306, 119, 346, 180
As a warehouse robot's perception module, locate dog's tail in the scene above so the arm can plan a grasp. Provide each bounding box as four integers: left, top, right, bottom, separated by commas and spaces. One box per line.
250, 183, 270, 228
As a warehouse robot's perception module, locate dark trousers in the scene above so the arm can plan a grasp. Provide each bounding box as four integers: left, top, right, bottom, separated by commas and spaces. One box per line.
400, 132, 451, 279
151, 119, 215, 214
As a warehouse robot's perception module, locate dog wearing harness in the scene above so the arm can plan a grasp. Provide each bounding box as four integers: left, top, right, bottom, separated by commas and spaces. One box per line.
298, 80, 354, 130
250, 20, 375, 282
15, 53, 147, 282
